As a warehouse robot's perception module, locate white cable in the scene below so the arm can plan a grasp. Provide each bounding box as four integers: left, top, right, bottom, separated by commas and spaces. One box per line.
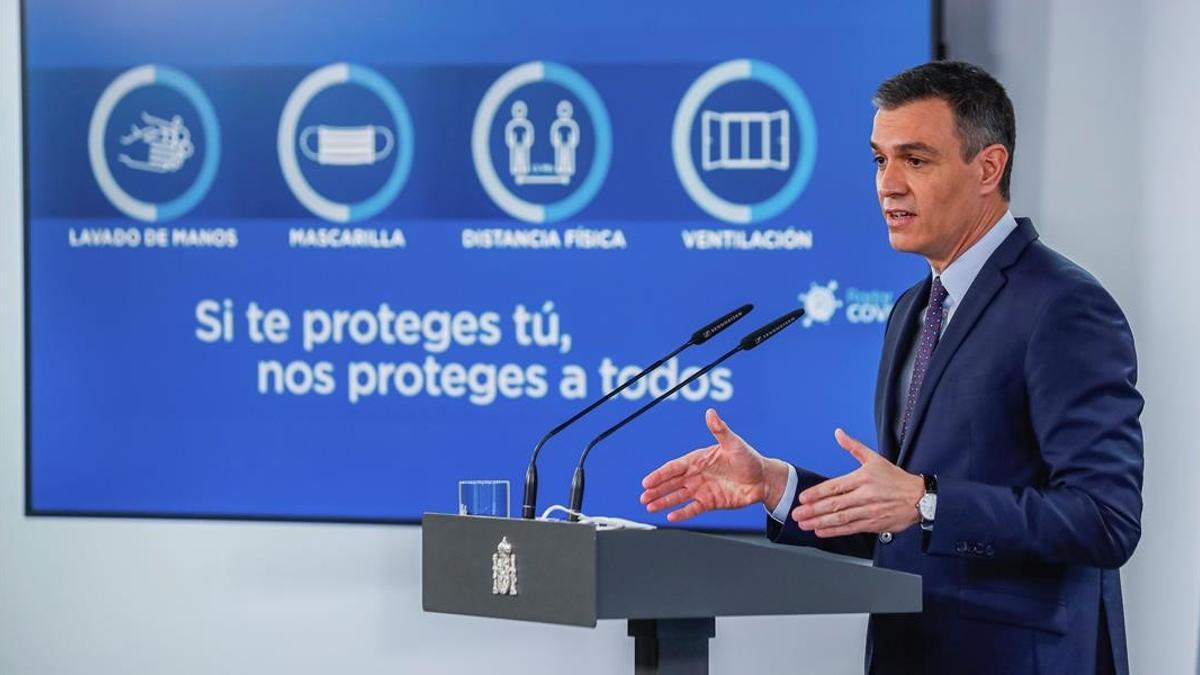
538, 505, 656, 530
539, 504, 584, 521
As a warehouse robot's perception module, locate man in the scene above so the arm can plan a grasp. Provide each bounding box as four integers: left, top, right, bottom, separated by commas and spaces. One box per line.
640, 61, 1143, 675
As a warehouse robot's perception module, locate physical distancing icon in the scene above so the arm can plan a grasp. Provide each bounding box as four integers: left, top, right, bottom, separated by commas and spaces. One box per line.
300, 124, 394, 166
506, 99, 579, 186
118, 111, 195, 174
472, 60, 611, 224
701, 110, 789, 171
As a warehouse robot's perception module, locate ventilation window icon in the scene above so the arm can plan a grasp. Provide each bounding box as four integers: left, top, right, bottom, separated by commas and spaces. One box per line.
701, 109, 790, 171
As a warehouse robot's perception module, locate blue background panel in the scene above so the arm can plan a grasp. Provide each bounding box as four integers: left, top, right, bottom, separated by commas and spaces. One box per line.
25, 0, 932, 529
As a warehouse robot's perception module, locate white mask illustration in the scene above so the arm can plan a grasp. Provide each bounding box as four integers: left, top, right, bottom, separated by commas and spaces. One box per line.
300, 124, 394, 166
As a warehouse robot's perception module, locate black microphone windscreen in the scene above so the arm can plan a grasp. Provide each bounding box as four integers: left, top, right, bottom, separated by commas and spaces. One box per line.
738, 308, 805, 351
690, 303, 754, 345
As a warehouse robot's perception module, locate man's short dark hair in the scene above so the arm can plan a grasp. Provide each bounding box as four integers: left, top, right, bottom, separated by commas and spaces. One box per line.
873, 61, 1016, 200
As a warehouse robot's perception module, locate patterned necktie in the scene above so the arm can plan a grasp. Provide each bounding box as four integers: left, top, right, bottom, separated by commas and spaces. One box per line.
899, 276, 948, 447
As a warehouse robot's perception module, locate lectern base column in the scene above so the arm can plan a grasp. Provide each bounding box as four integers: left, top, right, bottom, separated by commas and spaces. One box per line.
628, 618, 716, 675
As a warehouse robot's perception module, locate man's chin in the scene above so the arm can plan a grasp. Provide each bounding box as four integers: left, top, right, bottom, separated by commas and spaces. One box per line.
886, 231, 921, 254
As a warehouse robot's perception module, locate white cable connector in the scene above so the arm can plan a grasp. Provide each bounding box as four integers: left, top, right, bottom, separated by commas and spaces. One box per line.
539, 505, 656, 530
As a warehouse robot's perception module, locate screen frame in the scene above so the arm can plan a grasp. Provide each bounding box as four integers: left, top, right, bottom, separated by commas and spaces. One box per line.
20, 0, 944, 530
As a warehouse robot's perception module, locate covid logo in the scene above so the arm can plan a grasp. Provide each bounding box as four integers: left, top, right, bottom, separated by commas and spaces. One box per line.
796, 281, 894, 327
845, 288, 894, 324
798, 280, 842, 327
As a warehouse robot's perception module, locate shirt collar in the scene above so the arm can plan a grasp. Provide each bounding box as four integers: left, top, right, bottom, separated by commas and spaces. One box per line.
933, 210, 1018, 309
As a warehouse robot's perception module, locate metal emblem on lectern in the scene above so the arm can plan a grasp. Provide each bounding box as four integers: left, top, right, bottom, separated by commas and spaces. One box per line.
492, 536, 518, 596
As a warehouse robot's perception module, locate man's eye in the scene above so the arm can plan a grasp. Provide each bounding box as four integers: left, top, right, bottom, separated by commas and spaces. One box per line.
873, 155, 885, 168
907, 157, 925, 167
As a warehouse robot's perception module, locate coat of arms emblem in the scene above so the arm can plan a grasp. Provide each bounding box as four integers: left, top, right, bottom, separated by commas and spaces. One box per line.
492, 536, 518, 596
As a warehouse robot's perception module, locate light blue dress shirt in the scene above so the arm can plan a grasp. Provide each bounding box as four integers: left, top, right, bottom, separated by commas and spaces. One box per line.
768, 211, 1019, 522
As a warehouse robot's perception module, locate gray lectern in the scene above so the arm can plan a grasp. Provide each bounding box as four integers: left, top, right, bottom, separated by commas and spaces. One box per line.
422, 513, 921, 674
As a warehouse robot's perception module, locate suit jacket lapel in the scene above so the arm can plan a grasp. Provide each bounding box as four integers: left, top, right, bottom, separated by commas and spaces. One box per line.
894, 219, 1040, 468
876, 277, 927, 462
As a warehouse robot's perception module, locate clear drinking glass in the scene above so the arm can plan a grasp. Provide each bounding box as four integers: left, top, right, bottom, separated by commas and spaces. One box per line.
458, 480, 511, 517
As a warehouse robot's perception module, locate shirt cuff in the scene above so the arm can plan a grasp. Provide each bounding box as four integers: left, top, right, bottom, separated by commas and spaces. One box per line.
765, 463, 799, 523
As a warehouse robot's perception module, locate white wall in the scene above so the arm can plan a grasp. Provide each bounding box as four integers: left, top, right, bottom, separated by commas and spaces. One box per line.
947, 2, 1200, 673
1127, 2, 1200, 673
4, 1, 1198, 673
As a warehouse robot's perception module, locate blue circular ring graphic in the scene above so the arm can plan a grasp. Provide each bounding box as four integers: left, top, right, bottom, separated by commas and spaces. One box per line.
155, 67, 221, 220
88, 65, 221, 222
472, 62, 612, 223
541, 63, 612, 223
345, 64, 415, 222
747, 60, 817, 223
277, 63, 414, 223
672, 60, 817, 224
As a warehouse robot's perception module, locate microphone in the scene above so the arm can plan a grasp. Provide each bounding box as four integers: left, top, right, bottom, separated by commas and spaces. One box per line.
519, 304, 754, 519
566, 308, 805, 520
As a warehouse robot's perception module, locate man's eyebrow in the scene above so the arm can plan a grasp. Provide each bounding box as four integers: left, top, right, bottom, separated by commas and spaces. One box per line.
870, 141, 940, 156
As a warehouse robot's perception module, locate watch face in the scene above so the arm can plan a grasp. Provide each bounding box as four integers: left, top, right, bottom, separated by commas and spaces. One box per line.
919, 494, 937, 521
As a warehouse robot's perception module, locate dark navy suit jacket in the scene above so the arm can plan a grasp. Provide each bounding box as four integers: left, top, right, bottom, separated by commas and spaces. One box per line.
767, 219, 1144, 674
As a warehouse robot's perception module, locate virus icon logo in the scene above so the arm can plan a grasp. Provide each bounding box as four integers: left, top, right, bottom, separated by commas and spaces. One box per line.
798, 280, 843, 327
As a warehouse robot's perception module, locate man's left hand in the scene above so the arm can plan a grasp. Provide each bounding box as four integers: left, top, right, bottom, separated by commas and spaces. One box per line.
793, 428, 925, 537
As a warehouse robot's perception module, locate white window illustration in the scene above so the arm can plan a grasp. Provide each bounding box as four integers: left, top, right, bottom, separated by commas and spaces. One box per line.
701, 109, 790, 171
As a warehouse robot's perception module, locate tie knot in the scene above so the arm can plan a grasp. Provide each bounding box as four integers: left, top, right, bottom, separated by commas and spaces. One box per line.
930, 276, 948, 308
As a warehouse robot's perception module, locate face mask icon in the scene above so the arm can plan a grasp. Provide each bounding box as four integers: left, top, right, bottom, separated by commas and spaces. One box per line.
300, 124, 394, 166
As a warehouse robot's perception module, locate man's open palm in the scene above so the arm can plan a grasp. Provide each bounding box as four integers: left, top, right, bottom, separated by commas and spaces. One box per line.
640, 409, 782, 522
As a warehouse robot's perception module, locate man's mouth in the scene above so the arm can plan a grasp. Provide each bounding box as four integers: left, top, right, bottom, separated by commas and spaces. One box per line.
885, 209, 917, 226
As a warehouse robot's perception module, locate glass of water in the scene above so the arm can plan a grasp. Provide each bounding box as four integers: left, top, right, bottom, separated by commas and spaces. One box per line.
458, 480, 511, 518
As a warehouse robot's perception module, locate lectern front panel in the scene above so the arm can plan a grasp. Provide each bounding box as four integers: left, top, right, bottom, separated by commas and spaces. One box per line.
423, 514, 600, 627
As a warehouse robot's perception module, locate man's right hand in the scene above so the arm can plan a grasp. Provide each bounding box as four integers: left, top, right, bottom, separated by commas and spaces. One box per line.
640, 408, 790, 522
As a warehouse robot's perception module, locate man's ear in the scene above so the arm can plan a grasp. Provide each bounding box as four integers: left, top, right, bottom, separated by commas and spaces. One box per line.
977, 143, 1009, 196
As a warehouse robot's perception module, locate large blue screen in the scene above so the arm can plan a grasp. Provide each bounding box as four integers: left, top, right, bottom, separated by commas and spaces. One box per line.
25, 0, 932, 528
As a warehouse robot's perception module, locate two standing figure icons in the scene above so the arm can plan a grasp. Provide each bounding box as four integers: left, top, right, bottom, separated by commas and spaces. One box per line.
505, 99, 579, 186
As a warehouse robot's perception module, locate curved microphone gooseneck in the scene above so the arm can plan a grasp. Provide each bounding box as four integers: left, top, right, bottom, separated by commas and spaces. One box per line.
519, 304, 754, 518
566, 308, 805, 520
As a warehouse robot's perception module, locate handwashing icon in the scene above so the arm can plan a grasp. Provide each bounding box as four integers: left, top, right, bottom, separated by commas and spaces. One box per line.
300, 124, 394, 166
118, 111, 195, 174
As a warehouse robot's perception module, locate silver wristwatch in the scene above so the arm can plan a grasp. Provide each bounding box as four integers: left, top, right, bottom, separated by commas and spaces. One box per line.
918, 473, 937, 531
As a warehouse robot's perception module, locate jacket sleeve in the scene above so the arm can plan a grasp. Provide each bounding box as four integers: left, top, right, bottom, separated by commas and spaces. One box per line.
924, 280, 1144, 568
766, 463, 876, 559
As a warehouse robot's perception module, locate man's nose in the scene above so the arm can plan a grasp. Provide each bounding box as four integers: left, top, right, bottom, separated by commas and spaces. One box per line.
877, 161, 908, 198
